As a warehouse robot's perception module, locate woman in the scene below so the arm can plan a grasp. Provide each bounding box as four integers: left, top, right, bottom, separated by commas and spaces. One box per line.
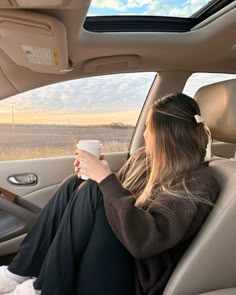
0, 93, 219, 295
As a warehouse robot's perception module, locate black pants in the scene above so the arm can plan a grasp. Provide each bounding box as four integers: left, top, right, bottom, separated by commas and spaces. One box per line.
8, 175, 135, 295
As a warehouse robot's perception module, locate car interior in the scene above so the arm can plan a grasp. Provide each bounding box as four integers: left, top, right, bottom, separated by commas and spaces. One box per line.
0, 0, 236, 294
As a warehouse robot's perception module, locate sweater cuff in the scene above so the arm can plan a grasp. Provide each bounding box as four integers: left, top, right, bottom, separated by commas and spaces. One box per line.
98, 173, 129, 199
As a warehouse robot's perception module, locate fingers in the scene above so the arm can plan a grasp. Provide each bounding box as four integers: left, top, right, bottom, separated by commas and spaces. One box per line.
76, 150, 95, 164
74, 155, 86, 176
74, 149, 104, 176
77, 149, 103, 160
74, 150, 90, 179
74, 159, 80, 175
74, 159, 79, 167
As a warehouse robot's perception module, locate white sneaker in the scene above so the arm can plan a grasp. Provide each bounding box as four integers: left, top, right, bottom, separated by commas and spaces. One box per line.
0, 266, 19, 294
4, 278, 41, 295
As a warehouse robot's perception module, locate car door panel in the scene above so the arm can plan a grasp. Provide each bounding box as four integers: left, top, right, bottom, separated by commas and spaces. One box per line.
22, 184, 59, 208
0, 151, 128, 256
0, 234, 26, 257
0, 157, 75, 201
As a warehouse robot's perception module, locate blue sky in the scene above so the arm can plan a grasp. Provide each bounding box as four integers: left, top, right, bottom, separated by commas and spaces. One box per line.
88, 0, 210, 17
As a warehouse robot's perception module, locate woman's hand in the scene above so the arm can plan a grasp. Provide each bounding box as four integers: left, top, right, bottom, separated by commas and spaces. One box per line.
74, 149, 112, 183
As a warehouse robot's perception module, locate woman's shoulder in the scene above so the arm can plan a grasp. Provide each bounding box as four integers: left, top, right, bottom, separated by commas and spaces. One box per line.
187, 163, 218, 186
184, 164, 220, 204
153, 164, 219, 209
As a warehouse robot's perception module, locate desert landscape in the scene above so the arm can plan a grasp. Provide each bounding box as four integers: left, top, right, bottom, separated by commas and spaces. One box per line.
0, 124, 135, 160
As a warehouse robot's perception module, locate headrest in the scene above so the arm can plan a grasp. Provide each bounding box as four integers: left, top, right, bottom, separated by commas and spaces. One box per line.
194, 79, 236, 143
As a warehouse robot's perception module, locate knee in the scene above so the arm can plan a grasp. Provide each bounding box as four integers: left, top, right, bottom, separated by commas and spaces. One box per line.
61, 174, 82, 187
78, 179, 100, 193
76, 179, 103, 208
57, 174, 84, 196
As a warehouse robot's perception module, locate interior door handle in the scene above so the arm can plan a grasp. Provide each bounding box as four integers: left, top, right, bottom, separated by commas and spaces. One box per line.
8, 174, 38, 186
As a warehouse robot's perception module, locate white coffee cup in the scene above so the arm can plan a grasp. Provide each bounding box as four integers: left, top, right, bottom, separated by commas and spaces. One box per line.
76, 140, 102, 180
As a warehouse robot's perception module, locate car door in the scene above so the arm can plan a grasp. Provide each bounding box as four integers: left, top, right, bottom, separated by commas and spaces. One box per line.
0, 152, 129, 258
0, 72, 156, 259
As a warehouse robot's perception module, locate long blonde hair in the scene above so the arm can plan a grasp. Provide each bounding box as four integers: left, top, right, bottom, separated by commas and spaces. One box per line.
122, 93, 209, 208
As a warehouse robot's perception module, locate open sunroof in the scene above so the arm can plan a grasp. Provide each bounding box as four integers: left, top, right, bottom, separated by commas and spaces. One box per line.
84, 0, 235, 32
88, 0, 210, 18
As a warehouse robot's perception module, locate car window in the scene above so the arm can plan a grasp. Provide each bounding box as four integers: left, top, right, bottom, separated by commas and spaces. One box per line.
183, 72, 236, 97
0, 72, 156, 160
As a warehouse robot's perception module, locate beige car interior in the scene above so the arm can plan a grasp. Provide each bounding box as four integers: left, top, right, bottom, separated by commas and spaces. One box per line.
163, 79, 236, 295
1, 1, 236, 99
0, 150, 129, 256
197, 79, 236, 159
199, 290, 236, 295
1, 0, 236, 294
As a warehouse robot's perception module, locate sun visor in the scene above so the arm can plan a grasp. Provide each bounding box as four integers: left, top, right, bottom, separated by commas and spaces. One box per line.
0, 0, 82, 8
0, 10, 72, 74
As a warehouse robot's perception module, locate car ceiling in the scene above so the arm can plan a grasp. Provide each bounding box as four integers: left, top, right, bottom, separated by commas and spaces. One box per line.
0, 0, 236, 100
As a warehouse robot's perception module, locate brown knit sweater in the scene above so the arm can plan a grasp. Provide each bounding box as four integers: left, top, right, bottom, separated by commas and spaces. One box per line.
98, 151, 219, 295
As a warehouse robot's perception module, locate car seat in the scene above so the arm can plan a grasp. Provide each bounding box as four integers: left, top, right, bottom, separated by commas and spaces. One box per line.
163, 79, 236, 295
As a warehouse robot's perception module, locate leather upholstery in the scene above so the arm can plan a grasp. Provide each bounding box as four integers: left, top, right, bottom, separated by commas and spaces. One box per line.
199, 288, 236, 295
163, 80, 236, 295
195, 79, 236, 143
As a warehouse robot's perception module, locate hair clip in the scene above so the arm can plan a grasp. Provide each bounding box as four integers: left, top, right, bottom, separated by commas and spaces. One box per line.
194, 114, 204, 124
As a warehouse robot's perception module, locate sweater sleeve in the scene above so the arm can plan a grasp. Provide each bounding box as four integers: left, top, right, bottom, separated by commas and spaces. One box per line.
99, 173, 199, 259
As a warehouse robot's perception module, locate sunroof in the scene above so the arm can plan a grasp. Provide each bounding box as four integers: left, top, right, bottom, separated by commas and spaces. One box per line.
88, 0, 211, 18
85, 0, 235, 32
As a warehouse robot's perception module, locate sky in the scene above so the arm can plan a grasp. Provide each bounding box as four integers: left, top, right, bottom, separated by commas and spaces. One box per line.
1, 72, 236, 126
0, 73, 156, 125
88, 0, 210, 17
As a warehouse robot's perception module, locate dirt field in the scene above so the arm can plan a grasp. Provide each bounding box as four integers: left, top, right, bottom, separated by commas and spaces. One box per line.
0, 124, 135, 160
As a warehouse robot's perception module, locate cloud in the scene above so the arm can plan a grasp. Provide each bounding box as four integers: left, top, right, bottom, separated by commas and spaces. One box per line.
126, 0, 153, 8
90, 0, 126, 11
142, 0, 193, 17
190, 0, 206, 4
168, 5, 193, 17
2, 72, 236, 125
0, 72, 156, 125
89, 0, 210, 17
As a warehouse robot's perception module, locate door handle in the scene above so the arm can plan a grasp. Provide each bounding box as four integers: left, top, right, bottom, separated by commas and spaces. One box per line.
8, 174, 38, 186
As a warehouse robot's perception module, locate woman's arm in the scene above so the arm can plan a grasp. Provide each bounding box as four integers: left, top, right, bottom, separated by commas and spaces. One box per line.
75, 146, 145, 183
74, 148, 218, 260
